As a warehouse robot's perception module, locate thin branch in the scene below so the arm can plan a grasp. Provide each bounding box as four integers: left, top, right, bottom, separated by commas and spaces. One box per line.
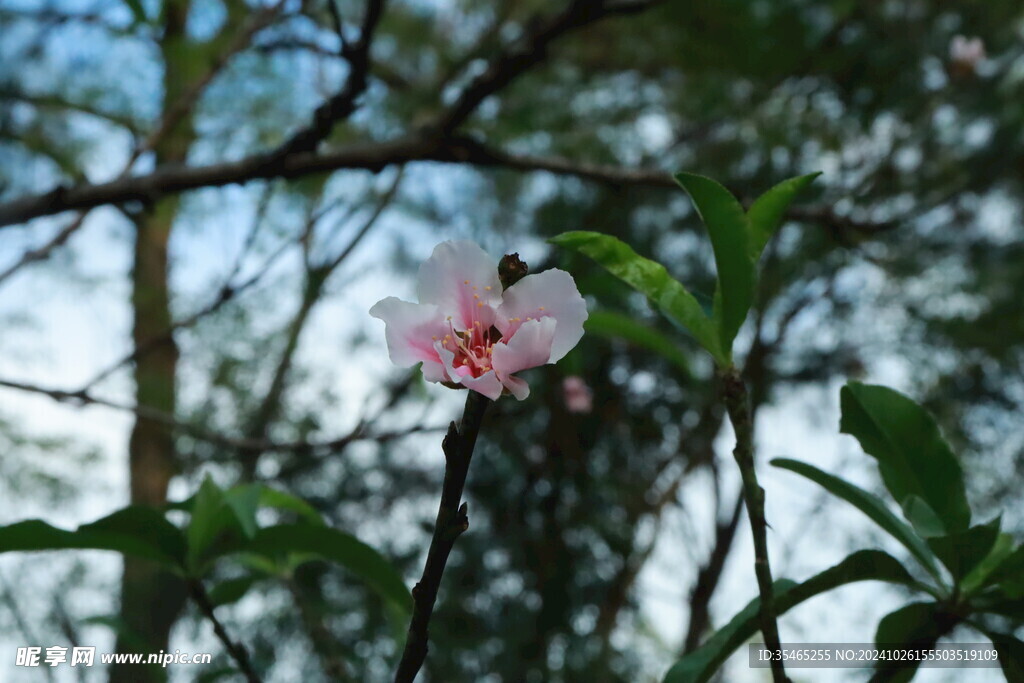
127, 1, 287, 168
272, 0, 386, 158
719, 368, 787, 683
0, 212, 88, 287
0, 376, 443, 453
82, 213, 291, 391
0, 571, 55, 683
682, 489, 745, 653
187, 579, 261, 683
0, 90, 141, 133
394, 391, 490, 682
437, 0, 666, 132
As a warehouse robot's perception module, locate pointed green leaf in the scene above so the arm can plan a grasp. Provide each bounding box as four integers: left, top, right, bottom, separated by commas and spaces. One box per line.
549, 231, 725, 364
984, 544, 1024, 598
584, 310, 692, 379
208, 576, 258, 607
746, 172, 822, 260
840, 383, 970, 534
223, 484, 262, 539
961, 533, 1015, 596
874, 602, 943, 682
926, 517, 1001, 584
187, 476, 231, 571
663, 550, 917, 683
240, 524, 412, 615
674, 173, 754, 354
900, 495, 947, 538
256, 486, 325, 526
984, 630, 1024, 682
0, 507, 186, 567
771, 458, 942, 582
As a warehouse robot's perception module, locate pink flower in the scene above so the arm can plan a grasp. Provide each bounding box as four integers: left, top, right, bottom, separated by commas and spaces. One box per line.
370, 241, 588, 401
949, 35, 985, 67
562, 376, 593, 414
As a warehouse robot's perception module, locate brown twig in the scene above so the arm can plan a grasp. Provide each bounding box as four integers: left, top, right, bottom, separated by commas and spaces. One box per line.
393, 390, 490, 682
0, 212, 88, 286
187, 579, 261, 683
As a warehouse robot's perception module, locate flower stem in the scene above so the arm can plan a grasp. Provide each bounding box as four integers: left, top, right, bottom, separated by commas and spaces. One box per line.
394, 390, 490, 683
720, 366, 788, 683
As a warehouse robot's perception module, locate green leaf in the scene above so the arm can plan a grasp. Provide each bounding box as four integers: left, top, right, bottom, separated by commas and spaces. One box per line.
584, 310, 692, 378
984, 544, 1024, 598
0, 507, 186, 567
961, 533, 1015, 596
208, 576, 258, 607
746, 172, 822, 260
257, 486, 325, 526
223, 484, 262, 539
984, 630, 1024, 682
239, 524, 412, 615
674, 173, 754, 354
926, 517, 1001, 584
900, 495, 947, 538
549, 231, 726, 364
873, 602, 944, 683
840, 382, 971, 534
663, 550, 917, 683
187, 476, 233, 572
771, 458, 942, 582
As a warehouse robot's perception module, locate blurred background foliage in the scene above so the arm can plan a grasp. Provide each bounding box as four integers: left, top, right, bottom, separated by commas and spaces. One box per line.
0, 0, 1022, 681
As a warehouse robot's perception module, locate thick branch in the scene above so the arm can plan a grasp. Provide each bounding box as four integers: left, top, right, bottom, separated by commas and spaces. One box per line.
394, 391, 490, 683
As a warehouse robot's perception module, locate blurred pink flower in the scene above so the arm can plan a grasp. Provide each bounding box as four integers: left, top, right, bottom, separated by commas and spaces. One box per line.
370, 241, 587, 401
949, 35, 985, 74
562, 376, 593, 414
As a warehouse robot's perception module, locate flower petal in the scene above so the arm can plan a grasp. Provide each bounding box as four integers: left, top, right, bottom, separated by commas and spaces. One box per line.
495, 269, 588, 363
369, 297, 449, 368
491, 317, 557, 400
435, 342, 504, 400
416, 241, 503, 329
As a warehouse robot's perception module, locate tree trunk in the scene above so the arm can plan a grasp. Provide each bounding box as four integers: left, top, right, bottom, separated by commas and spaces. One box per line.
111, 2, 193, 679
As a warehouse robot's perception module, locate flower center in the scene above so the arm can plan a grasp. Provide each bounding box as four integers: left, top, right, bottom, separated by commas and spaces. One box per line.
436, 317, 500, 378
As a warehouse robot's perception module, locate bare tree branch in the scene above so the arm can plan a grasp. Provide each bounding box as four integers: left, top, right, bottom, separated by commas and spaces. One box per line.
0, 212, 89, 287
0, 376, 443, 454
272, 0, 386, 158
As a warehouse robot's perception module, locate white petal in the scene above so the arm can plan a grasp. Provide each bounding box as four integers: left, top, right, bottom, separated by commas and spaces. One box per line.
501, 375, 531, 401
491, 317, 557, 376
369, 297, 448, 368
416, 241, 502, 329
495, 269, 588, 363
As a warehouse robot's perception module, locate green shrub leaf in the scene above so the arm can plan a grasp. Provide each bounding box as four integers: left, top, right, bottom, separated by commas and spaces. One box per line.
663, 550, 916, 683
771, 458, 941, 582
549, 231, 725, 364
840, 382, 970, 534
674, 173, 754, 354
